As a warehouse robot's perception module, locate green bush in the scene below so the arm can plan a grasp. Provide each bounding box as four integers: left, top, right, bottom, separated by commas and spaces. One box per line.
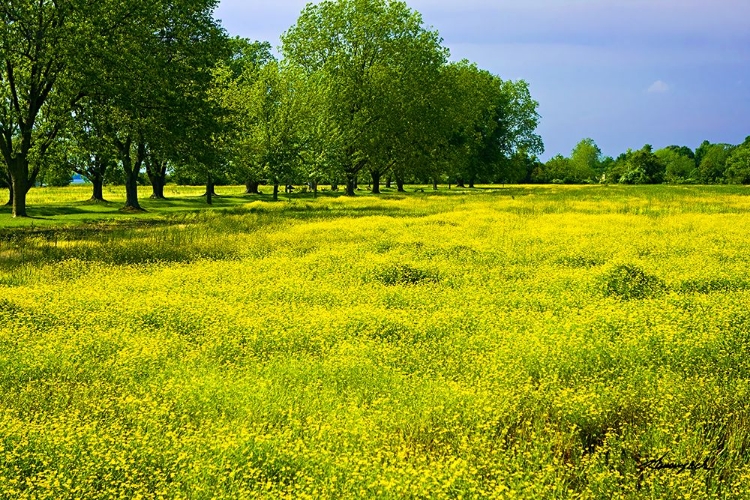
368, 263, 439, 286
601, 264, 666, 300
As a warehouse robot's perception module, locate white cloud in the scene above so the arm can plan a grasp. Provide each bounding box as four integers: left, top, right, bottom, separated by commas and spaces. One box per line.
647, 80, 670, 93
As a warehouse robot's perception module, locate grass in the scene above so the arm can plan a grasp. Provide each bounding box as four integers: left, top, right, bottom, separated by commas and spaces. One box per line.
1, 184, 750, 498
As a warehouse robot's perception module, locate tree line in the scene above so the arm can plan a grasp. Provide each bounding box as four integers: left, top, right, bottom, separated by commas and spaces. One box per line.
0, 0, 544, 217
4, 1, 745, 219
532, 137, 750, 185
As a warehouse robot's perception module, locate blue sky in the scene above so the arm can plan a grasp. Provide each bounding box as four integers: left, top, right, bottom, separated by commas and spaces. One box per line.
214, 0, 749, 160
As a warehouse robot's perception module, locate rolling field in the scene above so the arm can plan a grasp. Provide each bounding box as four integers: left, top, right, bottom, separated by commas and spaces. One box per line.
1, 185, 750, 498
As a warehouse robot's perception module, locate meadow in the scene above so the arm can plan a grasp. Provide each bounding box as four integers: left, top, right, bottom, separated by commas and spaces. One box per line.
1, 184, 750, 498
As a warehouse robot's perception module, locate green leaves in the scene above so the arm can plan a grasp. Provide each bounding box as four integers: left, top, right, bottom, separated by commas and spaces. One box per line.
281, 0, 448, 193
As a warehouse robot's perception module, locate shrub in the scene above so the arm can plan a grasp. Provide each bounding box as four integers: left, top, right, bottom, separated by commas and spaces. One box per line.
368, 263, 439, 286
600, 264, 665, 300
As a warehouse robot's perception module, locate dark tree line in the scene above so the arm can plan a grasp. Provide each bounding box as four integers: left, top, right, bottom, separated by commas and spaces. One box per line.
0, 0, 538, 217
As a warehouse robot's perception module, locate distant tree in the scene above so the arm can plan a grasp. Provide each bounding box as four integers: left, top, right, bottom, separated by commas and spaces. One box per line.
60, 95, 120, 202
535, 154, 571, 183
655, 146, 697, 184
433, 61, 498, 188
617, 145, 665, 184
694, 140, 712, 169
725, 137, 750, 184
568, 138, 602, 182
489, 79, 544, 174
665, 145, 695, 160
434, 62, 542, 188
697, 143, 734, 183
253, 62, 308, 201
211, 38, 276, 195
497, 149, 539, 184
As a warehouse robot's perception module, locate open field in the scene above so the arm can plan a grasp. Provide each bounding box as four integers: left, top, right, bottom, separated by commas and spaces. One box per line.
2, 185, 750, 498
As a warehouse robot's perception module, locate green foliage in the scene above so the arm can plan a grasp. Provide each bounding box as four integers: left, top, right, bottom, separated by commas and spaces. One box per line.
600, 264, 666, 300
536, 139, 601, 184
368, 263, 440, 286
725, 139, 750, 184
697, 142, 734, 183
535, 154, 570, 183
656, 146, 697, 183
282, 0, 449, 193
615, 145, 665, 184
679, 277, 750, 294
568, 138, 602, 181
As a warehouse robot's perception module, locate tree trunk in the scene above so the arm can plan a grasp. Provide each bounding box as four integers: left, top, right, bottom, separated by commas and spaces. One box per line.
7, 156, 37, 217
345, 175, 356, 196
117, 139, 144, 212
371, 170, 381, 194
90, 173, 105, 202
395, 175, 405, 193
331, 182, 338, 191
245, 180, 260, 194
147, 163, 167, 200
386, 177, 392, 189
469, 178, 475, 188
206, 173, 213, 205
10, 170, 28, 217
123, 168, 142, 211
456, 179, 465, 188
273, 182, 279, 201
150, 180, 165, 199
5, 179, 13, 207
433, 178, 438, 191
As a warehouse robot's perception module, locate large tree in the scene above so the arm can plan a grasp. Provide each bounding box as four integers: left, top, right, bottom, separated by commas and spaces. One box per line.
282, 0, 448, 196
446, 63, 543, 187
0, 0, 106, 216
99, 0, 226, 210
0, 0, 224, 216
213, 40, 304, 198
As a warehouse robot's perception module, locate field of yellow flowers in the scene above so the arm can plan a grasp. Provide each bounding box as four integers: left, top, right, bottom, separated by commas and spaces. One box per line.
2, 185, 750, 498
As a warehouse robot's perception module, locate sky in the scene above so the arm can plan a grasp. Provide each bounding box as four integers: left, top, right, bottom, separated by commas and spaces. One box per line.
214, 0, 750, 160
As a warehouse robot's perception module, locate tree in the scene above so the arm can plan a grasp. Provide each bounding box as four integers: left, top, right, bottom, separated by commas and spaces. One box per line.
210, 38, 276, 195
0, 0, 103, 216
533, 154, 568, 183
217, 55, 308, 201
59, 95, 120, 202
251, 62, 308, 201
71, 0, 225, 211
282, 0, 448, 196
697, 142, 734, 183
0, 0, 225, 216
655, 146, 697, 184
725, 137, 750, 185
441, 63, 542, 187
568, 138, 601, 182
617, 145, 665, 184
